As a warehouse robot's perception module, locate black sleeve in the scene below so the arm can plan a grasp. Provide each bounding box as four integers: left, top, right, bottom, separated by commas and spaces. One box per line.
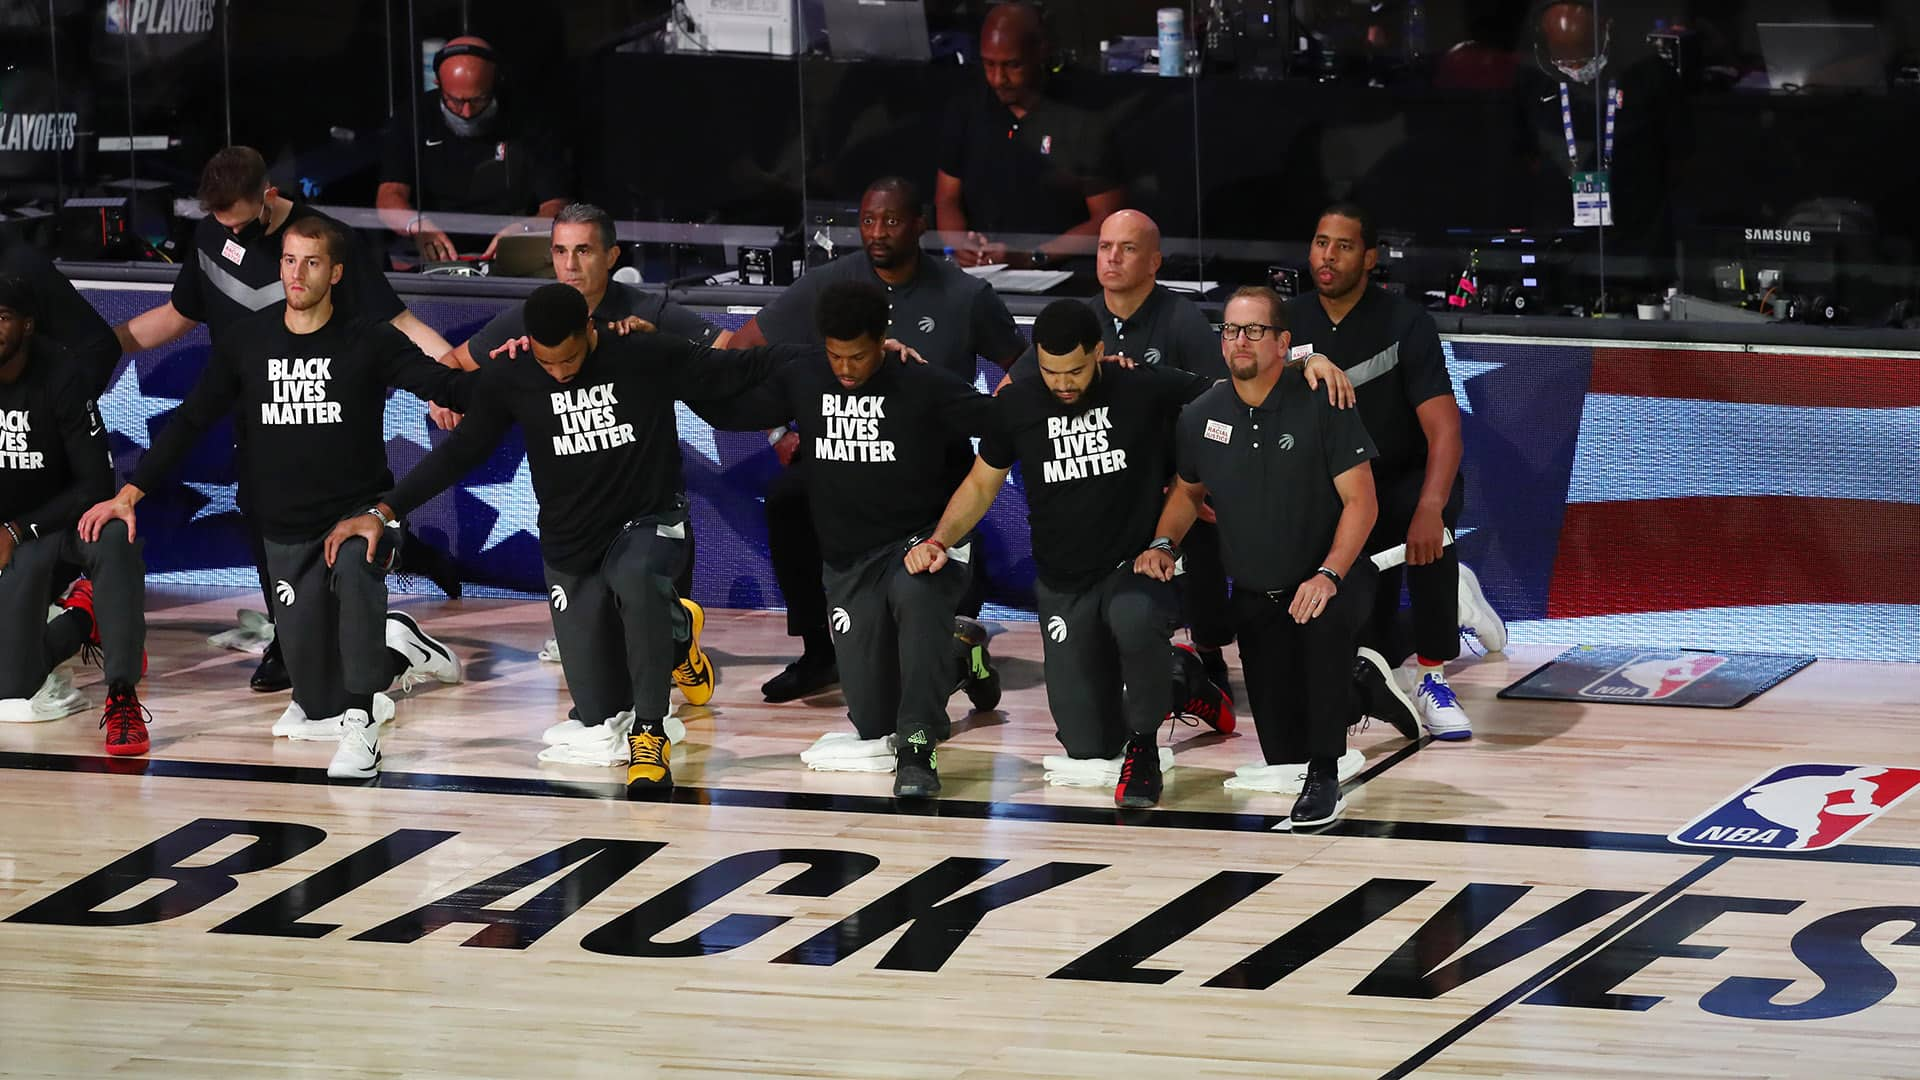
1171, 299, 1227, 382
1174, 406, 1205, 485
128, 339, 242, 491
1144, 363, 1215, 410
1398, 306, 1453, 408
373, 322, 476, 412
168, 241, 207, 323
969, 286, 1025, 369
936, 97, 970, 180
465, 307, 523, 365
20, 381, 111, 535
341, 229, 405, 323
648, 299, 721, 347
660, 337, 812, 404
1318, 396, 1379, 482
752, 272, 823, 345
932, 370, 995, 438
693, 361, 796, 432
1007, 344, 1039, 382
976, 395, 1019, 470
385, 379, 515, 519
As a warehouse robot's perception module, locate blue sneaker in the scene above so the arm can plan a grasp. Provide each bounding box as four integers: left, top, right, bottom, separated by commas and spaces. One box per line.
1415, 671, 1473, 741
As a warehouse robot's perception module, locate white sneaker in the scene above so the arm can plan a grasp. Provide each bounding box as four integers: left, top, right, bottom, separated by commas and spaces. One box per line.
1042, 748, 1175, 788
386, 611, 462, 692
801, 731, 897, 773
537, 714, 631, 766
1414, 670, 1474, 741
327, 702, 389, 779
538, 637, 563, 663
1226, 747, 1365, 794
1457, 564, 1508, 653
0, 668, 89, 723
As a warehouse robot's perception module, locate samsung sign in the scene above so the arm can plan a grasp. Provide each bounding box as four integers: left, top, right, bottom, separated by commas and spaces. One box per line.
1744, 228, 1815, 244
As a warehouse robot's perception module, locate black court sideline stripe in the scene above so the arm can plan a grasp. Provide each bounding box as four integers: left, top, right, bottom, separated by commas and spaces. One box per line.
1379, 855, 1733, 1080
4, 749, 1918, 867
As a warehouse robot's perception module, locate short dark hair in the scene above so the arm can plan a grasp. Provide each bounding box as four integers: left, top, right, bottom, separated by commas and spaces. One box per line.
1227, 285, 1289, 331
553, 202, 617, 250
525, 283, 590, 346
863, 176, 924, 218
198, 146, 270, 213
282, 214, 349, 264
1317, 201, 1378, 251
815, 280, 889, 345
1032, 299, 1101, 357
0, 275, 37, 321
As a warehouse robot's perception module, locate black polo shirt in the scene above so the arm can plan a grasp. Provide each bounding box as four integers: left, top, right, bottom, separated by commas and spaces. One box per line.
466, 282, 719, 362
379, 91, 570, 219
937, 88, 1120, 239
1010, 284, 1224, 382
1285, 285, 1451, 479
171, 203, 405, 342
0, 239, 121, 396
982, 363, 1209, 593
753, 251, 1025, 379
1175, 372, 1377, 593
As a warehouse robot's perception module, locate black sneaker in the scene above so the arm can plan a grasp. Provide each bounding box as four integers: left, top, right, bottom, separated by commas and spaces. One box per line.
1290, 758, 1345, 828
893, 729, 941, 798
1114, 735, 1163, 809
955, 617, 1001, 713
1170, 644, 1236, 734
1353, 647, 1420, 741
1198, 646, 1234, 704
762, 652, 839, 703
250, 638, 291, 693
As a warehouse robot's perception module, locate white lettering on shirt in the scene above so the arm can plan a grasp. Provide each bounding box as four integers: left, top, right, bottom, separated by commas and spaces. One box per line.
260, 356, 343, 426
549, 382, 634, 456
1039, 406, 1127, 483
814, 393, 895, 462
0, 409, 42, 469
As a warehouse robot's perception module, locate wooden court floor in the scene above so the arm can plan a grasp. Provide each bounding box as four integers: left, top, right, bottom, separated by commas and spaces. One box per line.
2, 587, 1917, 1079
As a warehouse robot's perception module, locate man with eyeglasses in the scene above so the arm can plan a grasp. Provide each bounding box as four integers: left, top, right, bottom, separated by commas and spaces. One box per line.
1138, 286, 1393, 828
728, 176, 1025, 707
376, 35, 570, 264
111, 146, 464, 694
1287, 202, 1507, 744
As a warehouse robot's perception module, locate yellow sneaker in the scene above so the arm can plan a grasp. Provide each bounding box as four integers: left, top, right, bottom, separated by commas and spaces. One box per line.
626, 726, 673, 795
672, 598, 716, 706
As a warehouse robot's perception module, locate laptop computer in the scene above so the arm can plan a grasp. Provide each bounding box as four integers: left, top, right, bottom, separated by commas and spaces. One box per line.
822, 0, 931, 62
1756, 22, 1886, 92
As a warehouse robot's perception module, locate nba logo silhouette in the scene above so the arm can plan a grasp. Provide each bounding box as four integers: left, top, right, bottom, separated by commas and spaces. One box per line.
1670, 764, 1920, 852
1579, 652, 1727, 701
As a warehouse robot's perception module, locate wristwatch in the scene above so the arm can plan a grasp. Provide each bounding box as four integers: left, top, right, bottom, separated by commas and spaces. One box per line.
1315, 566, 1342, 587
1148, 536, 1178, 557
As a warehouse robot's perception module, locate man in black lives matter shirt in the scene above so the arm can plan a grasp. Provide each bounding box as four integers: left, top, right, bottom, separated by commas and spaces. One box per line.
333, 284, 815, 800
84, 218, 471, 782
0, 277, 148, 754
909, 300, 1233, 810
705, 281, 994, 800
110, 146, 463, 694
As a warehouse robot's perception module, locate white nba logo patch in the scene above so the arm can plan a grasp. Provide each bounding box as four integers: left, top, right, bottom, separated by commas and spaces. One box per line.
1040, 134, 1052, 156
1204, 419, 1232, 445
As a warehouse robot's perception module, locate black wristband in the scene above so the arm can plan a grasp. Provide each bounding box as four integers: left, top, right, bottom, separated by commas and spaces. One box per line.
1315, 566, 1341, 587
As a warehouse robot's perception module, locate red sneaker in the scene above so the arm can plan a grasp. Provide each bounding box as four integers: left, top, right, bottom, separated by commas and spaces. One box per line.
58, 578, 146, 676
1172, 643, 1236, 734
100, 684, 150, 757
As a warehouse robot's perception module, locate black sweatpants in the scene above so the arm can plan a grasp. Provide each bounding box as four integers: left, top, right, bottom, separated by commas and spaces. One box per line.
820, 533, 971, 743
1180, 519, 1234, 650
1364, 469, 1465, 667
263, 527, 406, 720
0, 522, 146, 697
768, 454, 984, 649
1233, 558, 1377, 765
1034, 566, 1180, 759
543, 506, 692, 728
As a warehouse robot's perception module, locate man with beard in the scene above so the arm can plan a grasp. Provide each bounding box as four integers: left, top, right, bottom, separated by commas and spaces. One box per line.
729, 176, 1024, 705
84, 218, 472, 780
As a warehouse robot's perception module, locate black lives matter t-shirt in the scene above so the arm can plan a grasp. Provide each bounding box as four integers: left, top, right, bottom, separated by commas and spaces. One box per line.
1176, 373, 1378, 593
0, 344, 111, 534
706, 357, 992, 567
171, 203, 405, 341
386, 333, 809, 574
1285, 285, 1451, 478
981, 363, 1210, 592
131, 306, 472, 541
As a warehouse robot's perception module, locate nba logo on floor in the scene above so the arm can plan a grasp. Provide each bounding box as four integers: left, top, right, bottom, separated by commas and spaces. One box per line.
1579, 652, 1727, 701
1670, 764, 1920, 852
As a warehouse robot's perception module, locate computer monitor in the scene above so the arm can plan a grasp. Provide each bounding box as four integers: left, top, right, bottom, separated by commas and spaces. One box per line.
1756, 22, 1885, 92
822, 0, 931, 62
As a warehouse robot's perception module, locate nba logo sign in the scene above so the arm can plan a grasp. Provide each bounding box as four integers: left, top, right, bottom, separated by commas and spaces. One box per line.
1670, 764, 1920, 852
1579, 652, 1727, 701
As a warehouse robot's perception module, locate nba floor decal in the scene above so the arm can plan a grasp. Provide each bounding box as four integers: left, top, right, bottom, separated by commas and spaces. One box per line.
1497, 646, 1816, 708
1671, 764, 1920, 852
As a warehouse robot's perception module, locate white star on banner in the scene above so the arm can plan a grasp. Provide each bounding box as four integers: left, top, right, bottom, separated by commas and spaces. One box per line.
464, 454, 540, 553
97, 360, 183, 449
674, 402, 720, 467
184, 481, 240, 523
1442, 344, 1504, 416
383, 390, 434, 453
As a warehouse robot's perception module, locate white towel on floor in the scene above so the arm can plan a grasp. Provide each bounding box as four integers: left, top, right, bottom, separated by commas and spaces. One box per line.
1225, 748, 1366, 794
1042, 748, 1175, 788
801, 731, 896, 772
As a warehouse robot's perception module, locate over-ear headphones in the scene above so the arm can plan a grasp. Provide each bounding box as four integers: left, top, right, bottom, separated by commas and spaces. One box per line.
432, 40, 498, 76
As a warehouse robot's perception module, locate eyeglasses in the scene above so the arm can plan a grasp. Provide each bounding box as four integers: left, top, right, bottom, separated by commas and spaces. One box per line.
1220, 322, 1279, 341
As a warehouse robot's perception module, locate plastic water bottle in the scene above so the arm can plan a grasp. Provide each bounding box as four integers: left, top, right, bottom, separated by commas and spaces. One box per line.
1157, 8, 1184, 77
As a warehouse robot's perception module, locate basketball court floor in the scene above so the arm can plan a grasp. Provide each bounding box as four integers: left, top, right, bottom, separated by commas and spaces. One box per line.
2, 587, 1916, 1078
